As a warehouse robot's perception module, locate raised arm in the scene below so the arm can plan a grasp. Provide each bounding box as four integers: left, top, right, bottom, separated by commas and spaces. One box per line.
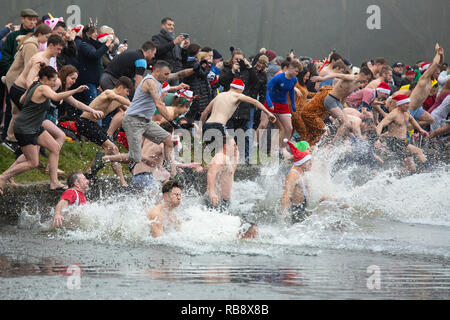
422, 43, 444, 80
168, 68, 194, 81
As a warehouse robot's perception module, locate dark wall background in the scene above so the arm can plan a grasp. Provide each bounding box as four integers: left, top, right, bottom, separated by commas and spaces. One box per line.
1, 0, 448, 65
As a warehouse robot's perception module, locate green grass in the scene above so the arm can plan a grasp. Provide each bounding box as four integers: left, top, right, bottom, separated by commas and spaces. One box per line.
0, 140, 129, 184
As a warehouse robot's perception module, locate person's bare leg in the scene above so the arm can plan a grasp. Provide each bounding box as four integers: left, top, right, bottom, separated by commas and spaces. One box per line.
38, 131, 65, 190
42, 120, 66, 175
102, 140, 128, 186
256, 112, 269, 146
406, 144, 427, 163
428, 123, 450, 140
107, 110, 124, 137
0, 145, 40, 194
404, 156, 416, 173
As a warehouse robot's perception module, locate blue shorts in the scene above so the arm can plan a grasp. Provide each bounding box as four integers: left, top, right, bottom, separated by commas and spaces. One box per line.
409, 107, 425, 120
131, 172, 159, 191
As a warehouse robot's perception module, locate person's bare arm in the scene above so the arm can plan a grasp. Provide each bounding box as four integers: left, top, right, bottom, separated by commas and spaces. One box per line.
408, 114, 428, 136
25, 60, 42, 88
281, 172, 301, 214
168, 68, 194, 81
40, 85, 88, 102
147, 208, 164, 238
64, 96, 104, 119
135, 74, 143, 90
376, 113, 394, 135
311, 73, 356, 83
104, 90, 131, 107
239, 94, 276, 123
51, 199, 69, 228
421, 43, 444, 80
199, 98, 216, 125
142, 79, 172, 121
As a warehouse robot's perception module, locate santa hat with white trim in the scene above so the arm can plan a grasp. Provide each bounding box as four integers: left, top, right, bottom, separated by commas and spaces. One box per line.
419, 62, 431, 72
376, 82, 391, 95
162, 82, 170, 93
72, 25, 84, 38
284, 139, 312, 167
230, 78, 245, 91
97, 33, 113, 43
392, 94, 410, 106
176, 89, 194, 101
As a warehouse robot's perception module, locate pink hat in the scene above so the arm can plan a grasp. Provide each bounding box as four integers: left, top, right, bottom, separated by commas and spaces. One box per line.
44, 17, 64, 30
392, 94, 410, 106
265, 50, 276, 61
376, 82, 391, 95
284, 139, 312, 167
230, 78, 245, 91
419, 62, 431, 72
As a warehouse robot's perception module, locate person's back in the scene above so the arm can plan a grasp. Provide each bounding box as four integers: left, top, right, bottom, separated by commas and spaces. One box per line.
105, 49, 145, 80
207, 91, 242, 124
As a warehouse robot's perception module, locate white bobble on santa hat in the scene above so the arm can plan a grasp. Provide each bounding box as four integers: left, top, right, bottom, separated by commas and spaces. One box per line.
162, 82, 171, 93
284, 139, 312, 167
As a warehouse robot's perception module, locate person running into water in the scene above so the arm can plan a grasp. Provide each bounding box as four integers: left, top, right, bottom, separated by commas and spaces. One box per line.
200, 78, 276, 145
376, 94, 432, 173
147, 180, 183, 238
75, 76, 133, 186
0, 66, 87, 194
281, 139, 312, 224
205, 136, 239, 211
265, 60, 303, 155
51, 171, 90, 228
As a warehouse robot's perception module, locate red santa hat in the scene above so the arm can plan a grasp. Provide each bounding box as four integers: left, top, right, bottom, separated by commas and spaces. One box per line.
376, 82, 391, 95
230, 78, 245, 91
392, 94, 410, 106
72, 25, 84, 38
419, 62, 431, 72
176, 89, 194, 101
284, 139, 312, 167
405, 70, 416, 76
162, 81, 170, 93
97, 33, 113, 43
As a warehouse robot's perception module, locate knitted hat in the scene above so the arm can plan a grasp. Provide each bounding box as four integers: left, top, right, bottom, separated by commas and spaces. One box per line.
265, 50, 276, 61
162, 82, 170, 93
72, 25, 84, 38
97, 33, 112, 43
392, 94, 410, 106
419, 62, 431, 72
230, 78, 245, 91
376, 82, 391, 95
284, 139, 312, 167
213, 49, 222, 60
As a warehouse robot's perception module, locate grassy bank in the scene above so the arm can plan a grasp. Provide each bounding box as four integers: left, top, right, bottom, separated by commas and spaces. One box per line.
0, 140, 128, 184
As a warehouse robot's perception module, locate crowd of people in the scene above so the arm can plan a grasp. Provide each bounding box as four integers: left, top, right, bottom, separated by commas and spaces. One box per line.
0, 9, 449, 238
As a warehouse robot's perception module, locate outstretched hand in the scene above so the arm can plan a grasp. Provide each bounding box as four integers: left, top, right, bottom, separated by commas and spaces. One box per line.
76, 85, 89, 93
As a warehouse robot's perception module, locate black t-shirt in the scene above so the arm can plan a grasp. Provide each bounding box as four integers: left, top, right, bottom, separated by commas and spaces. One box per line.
105, 50, 147, 80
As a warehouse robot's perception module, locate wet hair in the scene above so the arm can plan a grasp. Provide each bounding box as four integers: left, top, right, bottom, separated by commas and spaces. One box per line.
116, 76, 133, 90
187, 43, 201, 57
375, 57, 387, 65
47, 34, 65, 47
59, 65, 78, 91
162, 180, 183, 194
67, 170, 83, 188
161, 17, 173, 25
54, 21, 66, 30
141, 41, 156, 52
17, 23, 52, 48
330, 52, 342, 63
154, 60, 172, 71
38, 64, 58, 80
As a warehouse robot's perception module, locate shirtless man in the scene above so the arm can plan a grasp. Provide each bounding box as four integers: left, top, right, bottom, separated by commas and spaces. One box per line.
78, 77, 133, 186
200, 78, 276, 146
310, 67, 373, 143
376, 95, 431, 172
147, 180, 183, 238
408, 44, 444, 126
205, 136, 239, 210
51, 171, 90, 228
6, 34, 65, 144
366, 65, 393, 90
281, 139, 312, 224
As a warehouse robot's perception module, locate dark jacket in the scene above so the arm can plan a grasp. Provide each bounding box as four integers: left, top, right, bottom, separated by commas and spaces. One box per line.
392, 71, 403, 90
0, 27, 11, 53
151, 29, 183, 72
77, 37, 108, 85
219, 62, 259, 120
57, 40, 78, 70
183, 57, 212, 116
0, 25, 35, 75
248, 69, 267, 104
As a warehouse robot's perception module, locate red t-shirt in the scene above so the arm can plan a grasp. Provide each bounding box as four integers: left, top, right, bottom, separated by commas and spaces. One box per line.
61, 189, 86, 206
